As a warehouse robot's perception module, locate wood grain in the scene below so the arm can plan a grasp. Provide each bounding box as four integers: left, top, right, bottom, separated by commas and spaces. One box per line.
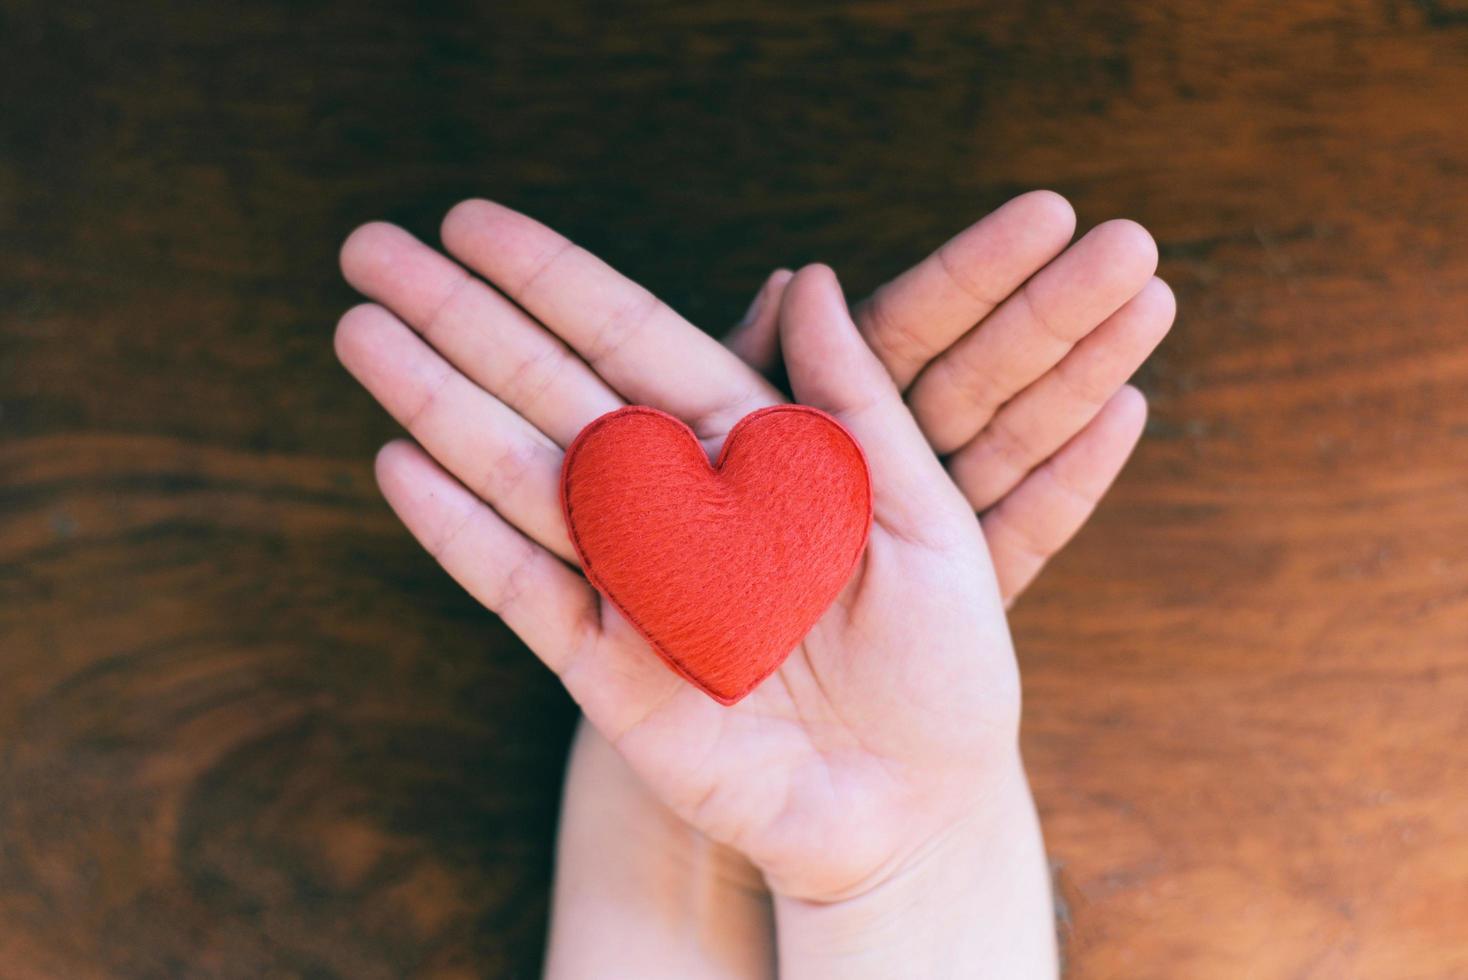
3, 0, 1466, 976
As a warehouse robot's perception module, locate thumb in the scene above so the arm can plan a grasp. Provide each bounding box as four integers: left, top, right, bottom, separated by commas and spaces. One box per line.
778, 264, 963, 539
724, 268, 793, 374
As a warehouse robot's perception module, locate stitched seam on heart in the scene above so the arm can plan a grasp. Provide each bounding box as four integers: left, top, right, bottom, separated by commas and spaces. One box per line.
560, 404, 872, 705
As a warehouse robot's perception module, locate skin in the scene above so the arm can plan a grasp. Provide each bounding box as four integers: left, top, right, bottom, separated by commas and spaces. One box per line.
546, 210, 1171, 978
334, 193, 1172, 976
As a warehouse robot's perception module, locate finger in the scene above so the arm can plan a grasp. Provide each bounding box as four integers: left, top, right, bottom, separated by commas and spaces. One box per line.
723, 268, 794, 375
374, 439, 597, 667
981, 386, 1148, 604
855, 190, 1077, 389
778, 265, 964, 541
909, 218, 1159, 453
948, 277, 1175, 510
340, 221, 622, 447
375, 440, 679, 728
336, 303, 576, 560
440, 200, 782, 440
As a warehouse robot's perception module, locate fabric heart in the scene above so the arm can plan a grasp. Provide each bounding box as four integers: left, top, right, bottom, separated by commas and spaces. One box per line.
560, 405, 872, 705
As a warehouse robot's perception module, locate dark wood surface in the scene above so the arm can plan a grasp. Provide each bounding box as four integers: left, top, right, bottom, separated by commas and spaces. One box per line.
4, 2, 1466, 976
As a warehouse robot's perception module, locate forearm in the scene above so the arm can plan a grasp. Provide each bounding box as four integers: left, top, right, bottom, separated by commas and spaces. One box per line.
544, 718, 776, 980
772, 753, 1058, 979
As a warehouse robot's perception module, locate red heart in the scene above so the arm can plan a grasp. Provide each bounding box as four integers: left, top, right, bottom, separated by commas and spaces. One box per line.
561, 405, 872, 705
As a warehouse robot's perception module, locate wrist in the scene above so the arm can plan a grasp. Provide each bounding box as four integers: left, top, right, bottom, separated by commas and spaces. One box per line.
545, 718, 774, 979
566, 718, 764, 895
772, 754, 1058, 979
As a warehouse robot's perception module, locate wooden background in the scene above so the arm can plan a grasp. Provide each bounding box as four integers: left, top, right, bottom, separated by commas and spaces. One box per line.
3, 1, 1466, 976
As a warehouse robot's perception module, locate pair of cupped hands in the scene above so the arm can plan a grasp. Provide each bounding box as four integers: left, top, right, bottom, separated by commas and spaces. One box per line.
335, 191, 1170, 935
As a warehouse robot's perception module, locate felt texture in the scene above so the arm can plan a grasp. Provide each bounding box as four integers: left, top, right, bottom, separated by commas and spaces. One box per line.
561, 405, 873, 705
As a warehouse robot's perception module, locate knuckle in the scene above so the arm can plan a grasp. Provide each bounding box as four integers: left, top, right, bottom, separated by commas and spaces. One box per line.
514, 237, 577, 303
428, 505, 479, 561
499, 343, 567, 414
985, 508, 1051, 563
476, 435, 550, 503
982, 415, 1042, 476
862, 287, 927, 366
1052, 359, 1113, 409
1018, 284, 1071, 345
403, 368, 454, 429
490, 541, 540, 614
587, 290, 660, 364
937, 241, 1006, 309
